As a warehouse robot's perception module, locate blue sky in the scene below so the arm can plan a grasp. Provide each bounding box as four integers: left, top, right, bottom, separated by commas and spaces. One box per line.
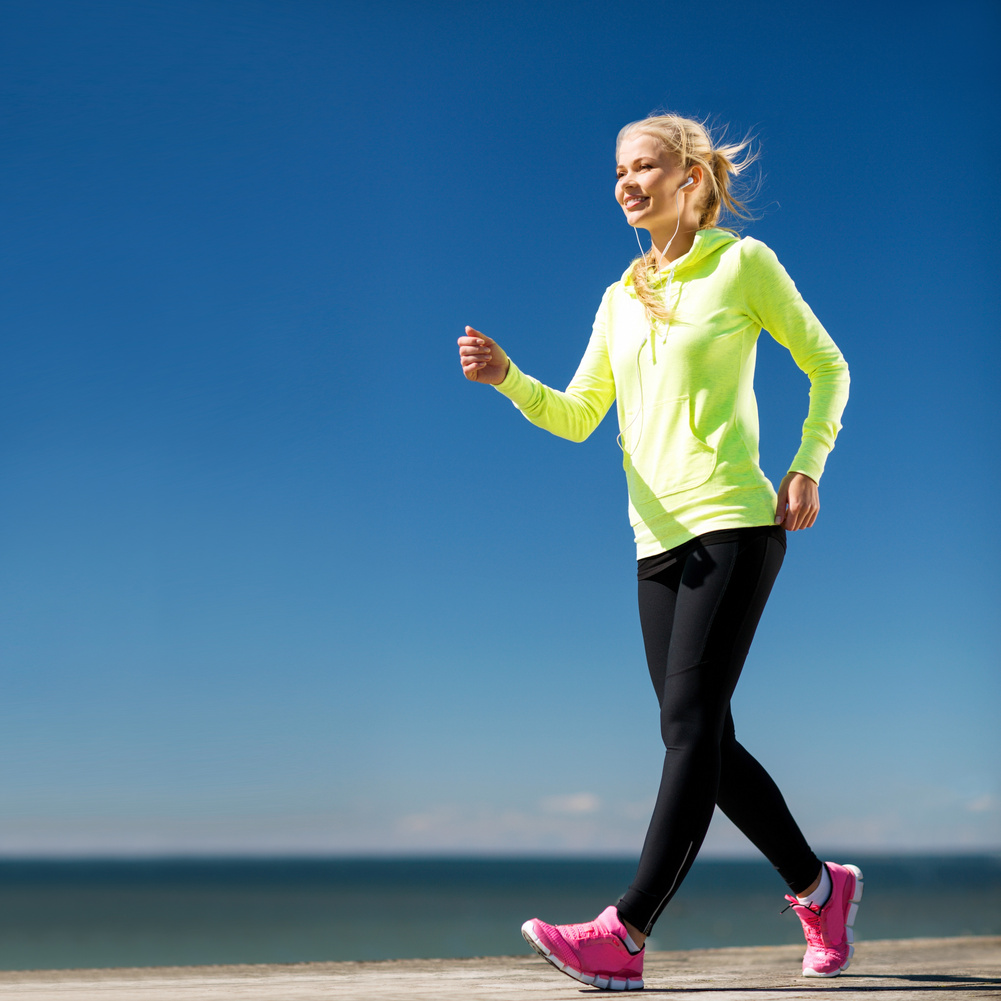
1, 0, 998, 857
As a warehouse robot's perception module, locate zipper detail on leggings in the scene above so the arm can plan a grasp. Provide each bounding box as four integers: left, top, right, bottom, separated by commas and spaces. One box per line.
646, 840, 695, 935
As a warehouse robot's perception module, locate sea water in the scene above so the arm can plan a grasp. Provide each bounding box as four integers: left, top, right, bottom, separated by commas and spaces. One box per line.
1, 855, 998, 971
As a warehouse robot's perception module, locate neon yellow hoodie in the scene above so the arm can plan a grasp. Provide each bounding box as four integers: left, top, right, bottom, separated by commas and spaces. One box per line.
494, 228, 850, 557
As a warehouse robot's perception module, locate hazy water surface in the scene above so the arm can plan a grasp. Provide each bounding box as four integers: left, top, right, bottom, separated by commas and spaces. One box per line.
1, 855, 998, 971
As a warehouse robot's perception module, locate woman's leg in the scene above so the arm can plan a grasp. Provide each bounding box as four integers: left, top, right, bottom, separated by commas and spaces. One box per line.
717, 711, 822, 895
616, 531, 788, 935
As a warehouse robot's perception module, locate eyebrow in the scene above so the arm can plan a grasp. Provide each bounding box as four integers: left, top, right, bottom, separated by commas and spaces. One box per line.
616, 157, 656, 170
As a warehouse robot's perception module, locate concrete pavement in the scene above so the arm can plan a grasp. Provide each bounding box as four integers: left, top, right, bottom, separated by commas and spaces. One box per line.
0, 936, 997, 999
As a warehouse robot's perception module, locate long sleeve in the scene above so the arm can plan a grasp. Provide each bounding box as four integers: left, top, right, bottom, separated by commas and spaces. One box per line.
738, 239, 850, 483
492, 289, 617, 443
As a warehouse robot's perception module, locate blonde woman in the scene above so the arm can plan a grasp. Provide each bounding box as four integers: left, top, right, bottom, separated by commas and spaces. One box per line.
457, 113, 856, 992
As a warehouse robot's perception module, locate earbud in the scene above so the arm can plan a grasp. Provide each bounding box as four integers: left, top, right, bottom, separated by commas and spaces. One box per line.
680, 177, 695, 189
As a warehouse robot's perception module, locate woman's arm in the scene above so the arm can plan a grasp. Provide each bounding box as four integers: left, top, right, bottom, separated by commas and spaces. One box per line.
457, 292, 618, 443
738, 239, 850, 529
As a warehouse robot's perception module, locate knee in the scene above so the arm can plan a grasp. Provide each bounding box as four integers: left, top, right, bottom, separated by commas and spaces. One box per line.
659, 693, 731, 752
659, 706, 720, 753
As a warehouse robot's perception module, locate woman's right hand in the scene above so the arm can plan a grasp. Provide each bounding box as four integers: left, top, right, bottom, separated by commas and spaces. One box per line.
458, 326, 510, 385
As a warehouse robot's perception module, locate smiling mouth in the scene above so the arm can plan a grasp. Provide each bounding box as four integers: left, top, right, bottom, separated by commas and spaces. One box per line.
624, 195, 649, 210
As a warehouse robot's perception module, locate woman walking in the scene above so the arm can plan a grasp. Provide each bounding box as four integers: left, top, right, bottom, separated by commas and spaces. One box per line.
457, 113, 857, 992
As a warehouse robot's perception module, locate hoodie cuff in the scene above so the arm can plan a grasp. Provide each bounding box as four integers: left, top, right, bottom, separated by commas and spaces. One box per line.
491, 358, 538, 410
788, 441, 830, 484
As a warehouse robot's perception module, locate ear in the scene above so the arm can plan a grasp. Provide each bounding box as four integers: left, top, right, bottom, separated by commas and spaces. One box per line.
687, 165, 705, 190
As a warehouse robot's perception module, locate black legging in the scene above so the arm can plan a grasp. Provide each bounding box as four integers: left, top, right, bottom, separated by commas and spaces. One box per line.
615, 526, 821, 935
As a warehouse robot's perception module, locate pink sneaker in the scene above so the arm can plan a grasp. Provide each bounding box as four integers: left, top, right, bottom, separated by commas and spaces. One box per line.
521, 905, 644, 991
785, 862, 863, 977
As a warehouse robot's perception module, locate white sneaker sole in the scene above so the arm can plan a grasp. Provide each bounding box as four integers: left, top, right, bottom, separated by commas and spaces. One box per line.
521, 920, 644, 991
802, 864, 864, 978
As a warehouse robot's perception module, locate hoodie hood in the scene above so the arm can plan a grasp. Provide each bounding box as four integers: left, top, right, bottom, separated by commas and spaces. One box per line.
622, 227, 739, 293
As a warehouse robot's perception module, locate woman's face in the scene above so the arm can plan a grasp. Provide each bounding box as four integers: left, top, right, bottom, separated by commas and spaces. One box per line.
615, 133, 689, 242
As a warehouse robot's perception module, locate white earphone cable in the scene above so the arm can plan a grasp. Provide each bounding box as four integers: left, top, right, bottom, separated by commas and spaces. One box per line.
633, 179, 690, 271
620, 178, 692, 454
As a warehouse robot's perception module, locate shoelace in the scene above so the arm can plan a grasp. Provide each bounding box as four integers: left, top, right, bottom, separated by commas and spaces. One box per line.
781, 896, 837, 949
561, 919, 605, 940
780, 897, 821, 916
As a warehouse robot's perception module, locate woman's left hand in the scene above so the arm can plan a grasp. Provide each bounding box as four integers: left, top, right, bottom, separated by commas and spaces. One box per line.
774, 472, 819, 531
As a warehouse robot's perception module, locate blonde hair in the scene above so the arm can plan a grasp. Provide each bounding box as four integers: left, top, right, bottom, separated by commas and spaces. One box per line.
617, 113, 758, 322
